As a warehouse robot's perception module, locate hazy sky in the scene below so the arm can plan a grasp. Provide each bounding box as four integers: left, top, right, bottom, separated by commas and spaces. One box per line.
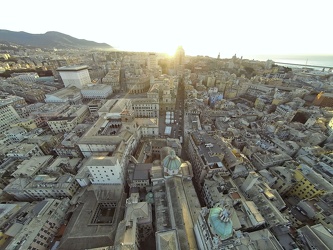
1, 0, 332, 57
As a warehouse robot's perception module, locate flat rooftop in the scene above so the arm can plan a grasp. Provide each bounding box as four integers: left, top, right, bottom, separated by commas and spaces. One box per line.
57, 65, 88, 71
82, 84, 111, 90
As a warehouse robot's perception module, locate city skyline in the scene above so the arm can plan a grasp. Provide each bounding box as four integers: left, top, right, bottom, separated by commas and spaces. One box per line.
1, 0, 333, 58
1, 17, 333, 249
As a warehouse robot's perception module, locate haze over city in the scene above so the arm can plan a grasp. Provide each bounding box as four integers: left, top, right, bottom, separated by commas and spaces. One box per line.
1, 1, 333, 250
1, 0, 333, 58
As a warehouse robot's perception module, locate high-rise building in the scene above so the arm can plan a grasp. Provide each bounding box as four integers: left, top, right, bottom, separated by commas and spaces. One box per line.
57, 65, 91, 89
241, 171, 260, 192
148, 53, 158, 70
174, 46, 185, 76
174, 46, 185, 68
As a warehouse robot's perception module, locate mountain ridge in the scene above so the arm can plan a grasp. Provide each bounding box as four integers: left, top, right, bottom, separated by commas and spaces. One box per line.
0, 29, 112, 49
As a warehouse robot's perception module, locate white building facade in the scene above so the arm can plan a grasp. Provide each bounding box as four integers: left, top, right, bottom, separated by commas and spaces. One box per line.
86, 156, 124, 185
57, 65, 91, 89
80, 84, 113, 99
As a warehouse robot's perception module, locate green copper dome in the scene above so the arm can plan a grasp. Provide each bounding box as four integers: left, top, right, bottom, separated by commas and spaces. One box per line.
162, 149, 181, 171
145, 192, 154, 204
208, 207, 233, 240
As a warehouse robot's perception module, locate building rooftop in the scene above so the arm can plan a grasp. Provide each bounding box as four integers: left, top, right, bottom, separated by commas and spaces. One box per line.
162, 150, 181, 171
79, 116, 136, 145
191, 131, 227, 171
165, 177, 198, 250
299, 164, 333, 192
57, 65, 89, 71
46, 86, 80, 100
135, 118, 158, 127
85, 156, 118, 167
297, 224, 333, 250
58, 187, 124, 250
1, 143, 40, 156
243, 228, 284, 250
98, 98, 130, 116
12, 155, 53, 178
81, 84, 112, 91
5, 199, 69, 250
156, 229, 181, 250
270, 224, 298, 250
209, 207, 233, 240
133, 163, 152, 180
46, 157, 81, 173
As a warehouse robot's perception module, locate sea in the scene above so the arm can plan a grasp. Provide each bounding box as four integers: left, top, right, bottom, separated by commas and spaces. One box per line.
244, 54, 333, 69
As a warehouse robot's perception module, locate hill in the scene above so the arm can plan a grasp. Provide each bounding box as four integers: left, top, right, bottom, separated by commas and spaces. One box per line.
0, 30, 112, 50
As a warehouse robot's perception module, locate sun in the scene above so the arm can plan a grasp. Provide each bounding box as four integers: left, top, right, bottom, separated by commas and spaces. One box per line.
152, 38, 183, 57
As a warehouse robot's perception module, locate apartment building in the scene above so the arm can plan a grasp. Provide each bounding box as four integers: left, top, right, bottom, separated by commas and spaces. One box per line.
11, 72, 39, 82
25, 133, 62, 155
296, 224, 333, 249
29, 103, 70, 126
287, 164, 333, 200
3, 127, 27, 142
275, 104, 296, 121
201, 173, 239, 208
5, 198, 70, 250
289, 195, 333, 229
0, 103, 20, 134
0, 80, 46, 103
27, 174, 80, 200
187, 131, 229, 190
11, 155, 54, 179
10, 118, 38, 131
3, 143, 44, 159
251, 151, 292, 170
4, 174, 80, 201
269, 165, 297, 196
53, 124, 90, 158
0, 93, 26, 107
0, 134, 11, 146
47, 105, 89, 134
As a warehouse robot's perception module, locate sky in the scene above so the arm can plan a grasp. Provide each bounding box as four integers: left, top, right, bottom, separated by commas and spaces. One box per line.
1, 0, 333, 58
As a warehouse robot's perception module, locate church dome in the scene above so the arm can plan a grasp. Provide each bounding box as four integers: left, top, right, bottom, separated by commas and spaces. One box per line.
162, 149, 181, 171
145, 192, 154, 204
208, 207, 233, 240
